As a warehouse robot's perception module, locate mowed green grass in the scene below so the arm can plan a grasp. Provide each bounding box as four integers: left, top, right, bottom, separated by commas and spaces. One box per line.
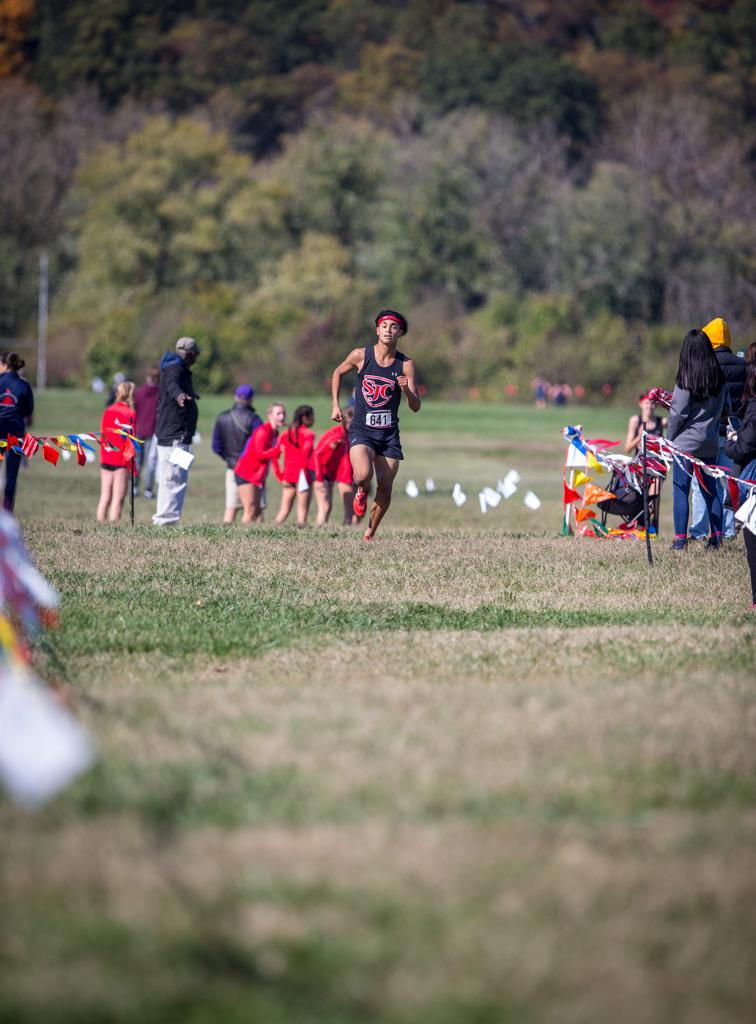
2, 390, 755, 1024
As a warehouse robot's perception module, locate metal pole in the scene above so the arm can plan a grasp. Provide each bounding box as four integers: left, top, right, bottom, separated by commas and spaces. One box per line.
130, 464, 135, 527
37, 253, 48, 391
641, 428, 653, 566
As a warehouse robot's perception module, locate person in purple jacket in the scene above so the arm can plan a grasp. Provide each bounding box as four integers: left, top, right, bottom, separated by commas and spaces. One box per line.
133, 367, 159, 498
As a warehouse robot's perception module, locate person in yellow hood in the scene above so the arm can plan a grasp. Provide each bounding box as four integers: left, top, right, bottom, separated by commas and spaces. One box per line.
689, 317, 746, 540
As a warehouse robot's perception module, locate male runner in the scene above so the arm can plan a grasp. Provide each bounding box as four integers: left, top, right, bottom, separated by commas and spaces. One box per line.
331, 309, 421, 541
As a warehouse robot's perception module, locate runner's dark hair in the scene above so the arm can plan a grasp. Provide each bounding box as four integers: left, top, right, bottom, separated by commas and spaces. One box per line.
0, 351, 25, 372
675, 329, 725, 399
288, 405, 314, 447
375, 309, 408, 335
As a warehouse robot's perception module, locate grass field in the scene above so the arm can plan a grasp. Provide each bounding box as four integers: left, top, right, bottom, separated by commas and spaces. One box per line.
2, 390, 755, 1023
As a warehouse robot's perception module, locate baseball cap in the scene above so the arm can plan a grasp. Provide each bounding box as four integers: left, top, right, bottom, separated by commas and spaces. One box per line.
235, 384, 254, 401
176, 336, 202, 355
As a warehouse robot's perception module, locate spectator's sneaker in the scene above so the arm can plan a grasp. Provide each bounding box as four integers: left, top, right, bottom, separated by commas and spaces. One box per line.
706, 534, 722, 550
143, 490, 153, 499
670, 537, 688, 551
353, 488, 368, 519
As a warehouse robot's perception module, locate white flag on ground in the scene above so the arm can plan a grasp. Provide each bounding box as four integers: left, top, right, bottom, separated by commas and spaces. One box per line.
478, 492, 488, 514
497, 478, 517, 499
524, 490, 541, 510
504, 469, 521, 486
452, 483, 467, 507
405, 479, 419, 498
425, 478, 435, 492
482, 487, 501, 507
0, 668, 94, 807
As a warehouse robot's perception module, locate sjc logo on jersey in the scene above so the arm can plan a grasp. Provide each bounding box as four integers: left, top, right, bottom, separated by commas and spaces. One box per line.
0, 388, 17, 409
362, 375, 395, 409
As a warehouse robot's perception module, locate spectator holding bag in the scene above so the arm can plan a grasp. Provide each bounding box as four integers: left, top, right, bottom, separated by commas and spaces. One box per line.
668, 329, 729, 551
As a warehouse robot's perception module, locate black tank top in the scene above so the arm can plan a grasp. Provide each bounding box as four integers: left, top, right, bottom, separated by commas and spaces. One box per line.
353, 345, 406, 434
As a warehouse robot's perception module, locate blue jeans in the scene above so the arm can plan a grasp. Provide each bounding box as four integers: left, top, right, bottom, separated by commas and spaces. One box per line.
672, 460, 723, 540
690, 441, 735, 538
739, 459, 756, 506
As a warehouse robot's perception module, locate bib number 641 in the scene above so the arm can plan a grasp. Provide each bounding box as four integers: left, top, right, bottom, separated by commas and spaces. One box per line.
365, 411, 392, 429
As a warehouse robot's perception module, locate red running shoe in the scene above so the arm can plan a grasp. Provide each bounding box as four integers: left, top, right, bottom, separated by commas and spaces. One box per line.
353, 487, 368, 519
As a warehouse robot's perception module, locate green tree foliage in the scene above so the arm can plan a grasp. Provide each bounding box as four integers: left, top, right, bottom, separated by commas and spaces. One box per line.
67, 116, 273, 310
2, 0, 753, 397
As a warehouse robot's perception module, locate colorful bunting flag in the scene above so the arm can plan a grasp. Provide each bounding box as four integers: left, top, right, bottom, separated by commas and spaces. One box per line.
563, 483, 581, 504
583, 483, 615, 505
20, 434, 39, 459
41, 443, 59, 466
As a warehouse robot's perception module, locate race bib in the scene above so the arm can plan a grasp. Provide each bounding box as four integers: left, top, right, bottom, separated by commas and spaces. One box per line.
364, 411, 393, 429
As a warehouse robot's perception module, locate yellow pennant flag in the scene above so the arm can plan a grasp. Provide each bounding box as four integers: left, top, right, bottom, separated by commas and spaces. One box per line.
587, 451, 605, 473
56, 435, 78, 452
573, 471, 593, 488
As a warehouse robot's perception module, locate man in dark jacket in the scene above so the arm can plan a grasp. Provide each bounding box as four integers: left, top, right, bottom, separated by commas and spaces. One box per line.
690, 317, 746, 539
152, 337, 201, 526
212, 384, 262, 524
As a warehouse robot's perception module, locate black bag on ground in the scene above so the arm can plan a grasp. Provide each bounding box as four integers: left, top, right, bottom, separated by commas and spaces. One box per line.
596, 473, 644, 521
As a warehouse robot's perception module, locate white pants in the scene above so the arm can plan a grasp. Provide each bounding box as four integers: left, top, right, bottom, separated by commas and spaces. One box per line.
153, 443, 192, 526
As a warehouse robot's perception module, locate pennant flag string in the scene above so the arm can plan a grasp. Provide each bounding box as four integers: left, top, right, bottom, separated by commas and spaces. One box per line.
0, 429, 143, 467
561, 424, 756, 541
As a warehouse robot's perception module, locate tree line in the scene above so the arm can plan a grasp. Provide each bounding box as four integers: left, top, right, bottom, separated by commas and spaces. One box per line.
1, 0, 754, 399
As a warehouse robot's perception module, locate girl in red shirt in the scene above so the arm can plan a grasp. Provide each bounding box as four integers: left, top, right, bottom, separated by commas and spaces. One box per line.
97, 381, 136, 523
233, 402, 286, 523
313, 406, 355, 525
273, 405, 315, 526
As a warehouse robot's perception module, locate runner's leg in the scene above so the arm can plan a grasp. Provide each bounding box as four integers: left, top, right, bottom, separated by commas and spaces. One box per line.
350, 444, 374, 517
314, 480, 332, 526
275, 484, 296, 524
109, 468, 129, 522
238, 482, 255, 524
295, 486, 312, 526
337, 482, 355, 525
97, 470, 114, 522
364, 456, 400, 540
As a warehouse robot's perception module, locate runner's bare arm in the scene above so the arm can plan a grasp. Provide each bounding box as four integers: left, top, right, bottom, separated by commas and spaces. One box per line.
397, 359, 421, 412
331, 348, 365, 421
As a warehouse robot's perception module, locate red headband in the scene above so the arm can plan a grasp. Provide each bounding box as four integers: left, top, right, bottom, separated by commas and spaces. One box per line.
377, 315, 403, 328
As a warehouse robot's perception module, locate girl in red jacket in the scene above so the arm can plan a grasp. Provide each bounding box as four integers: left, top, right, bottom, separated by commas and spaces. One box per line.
273, 405, 315, 526
313, 406, 355, 526
97, 381, 136, 523
233, 402, 286, 524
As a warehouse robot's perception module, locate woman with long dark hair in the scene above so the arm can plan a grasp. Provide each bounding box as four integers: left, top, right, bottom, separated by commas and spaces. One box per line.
725, 360, 756, 608
667, 330, 728, 550
273, 404, 315, 526
0, 352, 34, 513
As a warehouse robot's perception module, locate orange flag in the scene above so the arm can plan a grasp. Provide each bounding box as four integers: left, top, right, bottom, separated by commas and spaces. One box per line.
583, 483, 615, 505
575, 507, 597, 522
